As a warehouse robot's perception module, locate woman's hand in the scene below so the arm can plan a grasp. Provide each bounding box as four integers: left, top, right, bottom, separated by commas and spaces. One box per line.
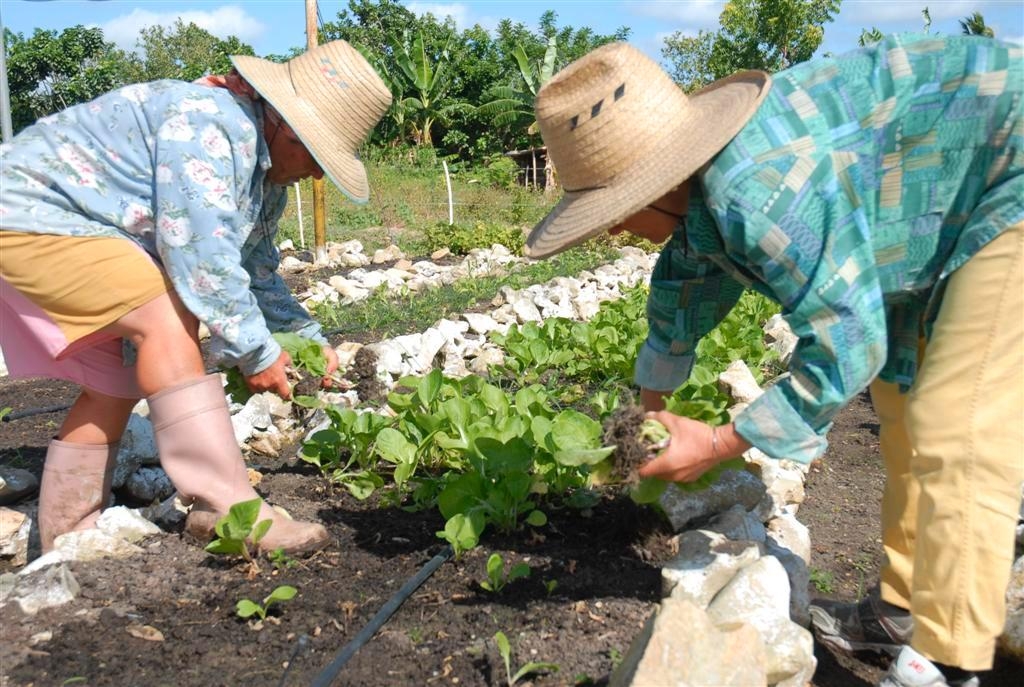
637, 413, 752, 483
637, 411, 720, 482
320, 345, 339, 388
245, 350, 293, 399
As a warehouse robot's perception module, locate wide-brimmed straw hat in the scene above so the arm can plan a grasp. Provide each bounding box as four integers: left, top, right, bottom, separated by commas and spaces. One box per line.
232, 40, 391, 203
525, 43, 771, 258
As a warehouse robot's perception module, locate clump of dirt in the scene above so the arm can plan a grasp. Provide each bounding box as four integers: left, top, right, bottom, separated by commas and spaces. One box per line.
601, 404, 650, 485
350, 347, 387, 404
291, 370, 321, 399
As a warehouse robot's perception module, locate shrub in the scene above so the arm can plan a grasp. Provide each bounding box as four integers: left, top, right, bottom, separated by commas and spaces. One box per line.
423, 220, 526, 255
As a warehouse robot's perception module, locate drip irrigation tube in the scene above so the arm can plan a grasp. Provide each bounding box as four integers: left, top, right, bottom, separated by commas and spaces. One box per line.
309, 545, 453, 687
1, 403, 73, 422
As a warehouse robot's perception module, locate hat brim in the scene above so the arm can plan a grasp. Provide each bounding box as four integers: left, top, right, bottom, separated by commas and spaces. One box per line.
231, 55, 370, 203
525, 71, 771, 259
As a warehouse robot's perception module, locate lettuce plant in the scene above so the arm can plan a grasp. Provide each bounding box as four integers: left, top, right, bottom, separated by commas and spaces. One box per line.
479, 553, 531, 593
236, 585, 297, 621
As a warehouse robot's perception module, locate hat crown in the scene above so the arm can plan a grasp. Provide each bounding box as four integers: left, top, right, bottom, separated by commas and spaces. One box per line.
537, 43, 688, 192
285, 41, 392, 142
231, 39, 391, 202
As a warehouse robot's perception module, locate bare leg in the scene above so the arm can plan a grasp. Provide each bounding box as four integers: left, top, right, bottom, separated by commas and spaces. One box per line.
98, 290, 206, 396
59, 388, 139, 445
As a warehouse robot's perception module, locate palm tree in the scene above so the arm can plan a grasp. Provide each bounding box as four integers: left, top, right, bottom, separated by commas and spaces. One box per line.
960, 12, 995, 38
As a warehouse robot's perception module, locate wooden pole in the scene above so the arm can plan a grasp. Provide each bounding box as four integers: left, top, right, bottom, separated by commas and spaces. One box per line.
306, 0, 328, 264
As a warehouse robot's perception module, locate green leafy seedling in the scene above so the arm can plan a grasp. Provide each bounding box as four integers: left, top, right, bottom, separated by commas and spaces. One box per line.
480, 553, 531, 593
224, 332, 328, 403
205, 498, 272, 574
236, 585, 297, 620
267, 547, 297, 570
494, 630, 559, 686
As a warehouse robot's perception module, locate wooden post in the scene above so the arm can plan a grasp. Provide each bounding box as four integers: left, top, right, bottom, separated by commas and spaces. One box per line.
306, 0, 328, 264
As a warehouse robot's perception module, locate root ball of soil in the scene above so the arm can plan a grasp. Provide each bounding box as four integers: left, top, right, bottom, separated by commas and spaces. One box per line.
602, 405, 650, 485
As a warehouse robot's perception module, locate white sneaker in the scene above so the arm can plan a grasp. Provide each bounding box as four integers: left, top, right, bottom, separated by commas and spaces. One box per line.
878, 646, 980, 687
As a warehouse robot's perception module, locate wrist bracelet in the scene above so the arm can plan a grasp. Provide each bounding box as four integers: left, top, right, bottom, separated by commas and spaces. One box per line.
711, 425, 720, 460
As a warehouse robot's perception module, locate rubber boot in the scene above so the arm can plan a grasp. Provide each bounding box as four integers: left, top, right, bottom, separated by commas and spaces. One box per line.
147, 374, 329, 556
38, 440, 117, 553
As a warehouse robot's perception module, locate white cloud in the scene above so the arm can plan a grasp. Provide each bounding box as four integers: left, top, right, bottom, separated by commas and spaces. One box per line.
407, 3, 471, 29
100, 5, 267, 51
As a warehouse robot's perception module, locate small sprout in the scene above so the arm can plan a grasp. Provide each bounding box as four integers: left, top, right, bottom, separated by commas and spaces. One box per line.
543, 579, 558, 597
480, 553, 531, 593
268, 547, 297, 570
236, 585, 297, 621
205, 498, 273, 575
494, 630, 559, 686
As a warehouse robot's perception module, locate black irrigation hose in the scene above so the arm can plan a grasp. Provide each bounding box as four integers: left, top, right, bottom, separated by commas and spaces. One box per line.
1, 403, 73, 422
309, 545, 454, 687
277, 634, 310, 687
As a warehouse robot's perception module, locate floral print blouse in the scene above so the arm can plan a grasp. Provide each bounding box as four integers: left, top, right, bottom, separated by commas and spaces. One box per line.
0, 80, 324, 375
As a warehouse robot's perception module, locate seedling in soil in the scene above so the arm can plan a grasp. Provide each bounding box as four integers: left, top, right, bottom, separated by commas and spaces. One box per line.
493, 630, 559, 686
810, 568, 836, 594
543, 579, 558, 597
599, 399, 746, 501
205, 498, 272, 575
268, 547, 297, 570
236, 585, 297, 621
479, 553, 531, 593
596, 405, 671, 503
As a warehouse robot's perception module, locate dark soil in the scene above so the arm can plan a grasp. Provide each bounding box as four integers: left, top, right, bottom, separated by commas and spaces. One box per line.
601, 405, 649, 485
1, 378, 1021, 686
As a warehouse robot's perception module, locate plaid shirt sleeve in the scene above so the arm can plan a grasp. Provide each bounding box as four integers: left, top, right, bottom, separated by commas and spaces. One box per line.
634, 225, 746, 392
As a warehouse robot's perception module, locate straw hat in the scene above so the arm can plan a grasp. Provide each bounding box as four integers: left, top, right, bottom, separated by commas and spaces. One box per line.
232, 40, 392, 203
525, 43, 771, 258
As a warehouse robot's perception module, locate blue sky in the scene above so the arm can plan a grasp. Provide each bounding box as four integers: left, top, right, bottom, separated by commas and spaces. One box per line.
2, 0, 1022, 65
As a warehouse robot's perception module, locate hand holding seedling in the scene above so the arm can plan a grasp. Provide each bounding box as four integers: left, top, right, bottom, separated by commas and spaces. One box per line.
245, 350, 294, 399
637, 411, 751, 483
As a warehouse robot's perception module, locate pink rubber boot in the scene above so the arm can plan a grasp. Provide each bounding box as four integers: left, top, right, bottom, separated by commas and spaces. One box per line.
147, 374, 329, 556
38, 440, 117, 552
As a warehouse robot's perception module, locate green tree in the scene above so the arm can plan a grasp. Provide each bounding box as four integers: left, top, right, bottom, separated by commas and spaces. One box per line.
3, 25, 136, 135
960, 11, 995, 37
478, 36, 557, 134
662, 0, 840, 91
390, 30, 469, 147
129, 20, 254, 82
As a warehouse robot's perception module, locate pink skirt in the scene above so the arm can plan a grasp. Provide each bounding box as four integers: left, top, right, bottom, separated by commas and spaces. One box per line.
1, 277, 144, 399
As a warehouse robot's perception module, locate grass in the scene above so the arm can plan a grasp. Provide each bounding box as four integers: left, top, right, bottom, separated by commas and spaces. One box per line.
810, 567, 836, 595
276, 157, 557, 255
314, 244, 620, 340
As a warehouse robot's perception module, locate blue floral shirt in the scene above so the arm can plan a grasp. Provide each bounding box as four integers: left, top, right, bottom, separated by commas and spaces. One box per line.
635, 34, 1023, 463
0, 80, 324, 375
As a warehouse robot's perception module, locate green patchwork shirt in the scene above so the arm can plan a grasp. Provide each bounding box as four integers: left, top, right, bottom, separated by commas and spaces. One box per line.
635, 33, 1023, 463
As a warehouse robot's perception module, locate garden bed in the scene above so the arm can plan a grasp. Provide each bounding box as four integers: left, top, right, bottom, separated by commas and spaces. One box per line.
4, 376, 1019, 686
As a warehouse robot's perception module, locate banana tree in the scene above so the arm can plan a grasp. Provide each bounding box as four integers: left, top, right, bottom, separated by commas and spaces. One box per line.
389, 30, 470, 147
354, 45, 409, 146
477, 36, 559, 189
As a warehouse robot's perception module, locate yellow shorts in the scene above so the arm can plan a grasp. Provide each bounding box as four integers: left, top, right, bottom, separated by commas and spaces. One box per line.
0, 230, 172, 347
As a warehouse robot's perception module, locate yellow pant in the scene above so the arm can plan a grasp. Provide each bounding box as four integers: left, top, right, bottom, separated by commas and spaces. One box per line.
871, 221, 1024, 670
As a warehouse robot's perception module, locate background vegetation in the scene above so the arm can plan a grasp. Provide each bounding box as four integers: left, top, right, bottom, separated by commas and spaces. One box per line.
8, 0, 999, 154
